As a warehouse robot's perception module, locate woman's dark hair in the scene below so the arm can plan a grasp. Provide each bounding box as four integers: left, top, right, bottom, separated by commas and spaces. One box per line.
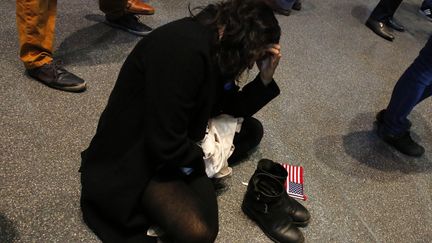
190, 0, 281, 81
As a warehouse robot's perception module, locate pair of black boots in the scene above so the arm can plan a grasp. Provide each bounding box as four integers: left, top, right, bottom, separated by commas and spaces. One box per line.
242, 159, 310, 243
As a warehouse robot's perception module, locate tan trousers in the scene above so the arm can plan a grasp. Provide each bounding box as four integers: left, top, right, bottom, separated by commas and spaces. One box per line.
16, 0, 57, 69
16, 0, 127, 69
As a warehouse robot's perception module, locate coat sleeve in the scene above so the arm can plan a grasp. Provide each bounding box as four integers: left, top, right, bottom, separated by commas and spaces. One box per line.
220, 74, 280, 117
140, 46, 207, 170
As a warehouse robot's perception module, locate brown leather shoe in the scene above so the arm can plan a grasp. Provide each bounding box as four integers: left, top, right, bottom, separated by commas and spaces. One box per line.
126, 0, 155, 15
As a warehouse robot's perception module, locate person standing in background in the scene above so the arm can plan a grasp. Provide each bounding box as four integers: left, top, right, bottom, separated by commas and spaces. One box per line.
376, 36, 432, 157
16, 0, 154, 92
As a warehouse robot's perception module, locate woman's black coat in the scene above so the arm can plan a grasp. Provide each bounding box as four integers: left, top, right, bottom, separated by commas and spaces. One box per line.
80, 17, 280, 242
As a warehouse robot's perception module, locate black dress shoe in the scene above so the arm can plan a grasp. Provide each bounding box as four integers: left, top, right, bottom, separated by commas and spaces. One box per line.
27, 61, 86, 92
105, 14, 152, 36
365, 18, 394, 41
385, 18, 404, 32
292, 0, 302, 11
375, 111, 425, 157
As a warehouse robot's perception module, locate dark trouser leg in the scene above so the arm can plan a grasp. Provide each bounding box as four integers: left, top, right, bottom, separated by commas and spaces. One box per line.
141, 170, 218, 243
370, 0, 403, 21
99, 0, 127, 19
275, 0, 296, 10
228, 117, 264, 165
382, 36, 432, 135
422, 0, 432, 9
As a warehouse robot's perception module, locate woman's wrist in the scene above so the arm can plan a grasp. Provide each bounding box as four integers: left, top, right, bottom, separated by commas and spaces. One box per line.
259, 72, 273, 86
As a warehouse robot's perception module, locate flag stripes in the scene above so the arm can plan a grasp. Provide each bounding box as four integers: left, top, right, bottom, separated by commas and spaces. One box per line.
281, 163, 307, 201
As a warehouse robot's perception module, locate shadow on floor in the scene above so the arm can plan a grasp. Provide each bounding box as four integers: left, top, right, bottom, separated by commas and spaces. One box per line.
314, 112, 431, 182
351, 5, 369, 24
0, 213, 19, 242
55, 14, 142, 67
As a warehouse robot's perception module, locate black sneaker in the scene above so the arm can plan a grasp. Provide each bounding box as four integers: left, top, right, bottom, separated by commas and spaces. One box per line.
378, 130, 425, 157
376, 110, 424, 157
419, 8, 432, 21
105, 14, 152, 36
27, 61, 86, 92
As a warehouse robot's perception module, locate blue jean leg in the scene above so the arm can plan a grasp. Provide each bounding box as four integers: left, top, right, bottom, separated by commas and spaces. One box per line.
421, 0, 432, 9
275, 0, 296, 10
382, 36, 432, 135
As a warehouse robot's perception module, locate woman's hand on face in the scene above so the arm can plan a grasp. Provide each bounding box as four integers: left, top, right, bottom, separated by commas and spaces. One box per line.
256, 44, 281, 86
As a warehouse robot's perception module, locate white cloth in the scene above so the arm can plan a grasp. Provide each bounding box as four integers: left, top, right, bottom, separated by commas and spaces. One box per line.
198, 114, 243, 178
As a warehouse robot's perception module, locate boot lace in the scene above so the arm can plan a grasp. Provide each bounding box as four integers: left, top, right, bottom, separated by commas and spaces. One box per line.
45, 60, 67, 80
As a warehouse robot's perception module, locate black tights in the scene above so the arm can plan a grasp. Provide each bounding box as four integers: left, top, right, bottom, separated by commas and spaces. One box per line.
141, 117, 263, 242
141, 170, 218, 243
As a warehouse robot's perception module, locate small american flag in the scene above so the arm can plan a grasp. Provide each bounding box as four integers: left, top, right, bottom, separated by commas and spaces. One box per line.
281, 163, 307, 201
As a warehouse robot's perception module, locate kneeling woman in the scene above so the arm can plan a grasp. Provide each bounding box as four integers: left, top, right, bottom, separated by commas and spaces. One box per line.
80, 0, 281, 242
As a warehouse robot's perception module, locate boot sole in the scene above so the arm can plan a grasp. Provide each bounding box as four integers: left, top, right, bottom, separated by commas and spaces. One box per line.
50, 82, 87, 93
241, 203, 305, 243
30, 74, 87, 93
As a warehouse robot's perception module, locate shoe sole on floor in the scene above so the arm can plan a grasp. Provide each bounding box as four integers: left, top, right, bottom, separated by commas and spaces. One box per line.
29, 74, 87, 93
45, 81, 87, 93
104, 20, 152, 36
50, 82, 87, 92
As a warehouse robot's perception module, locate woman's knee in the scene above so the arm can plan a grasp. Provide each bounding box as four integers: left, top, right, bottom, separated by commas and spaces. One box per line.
177, 218, 218, 243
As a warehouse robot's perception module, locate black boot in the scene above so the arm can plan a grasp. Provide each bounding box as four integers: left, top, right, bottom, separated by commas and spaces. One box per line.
375, 110, 425, 157
255, 159, 310, 227
242, 173, 304, 243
